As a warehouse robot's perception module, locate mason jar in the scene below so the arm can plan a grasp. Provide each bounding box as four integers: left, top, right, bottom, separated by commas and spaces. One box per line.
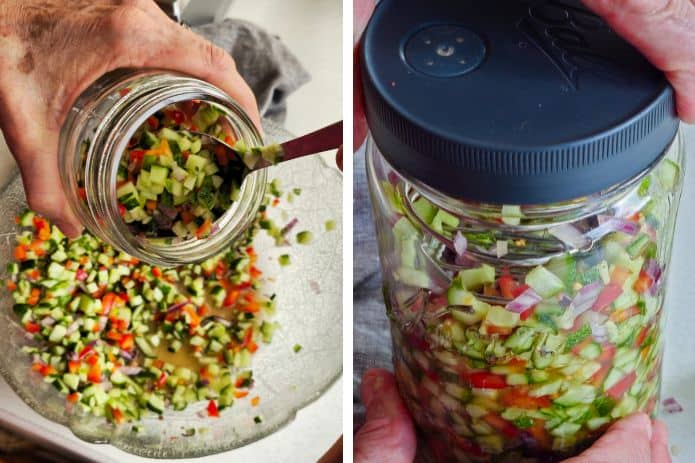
59, 69, 266, 266
361, 1, 686, 461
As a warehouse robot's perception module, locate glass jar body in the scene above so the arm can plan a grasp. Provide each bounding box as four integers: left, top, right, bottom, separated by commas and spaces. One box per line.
58, 69, 266, 266
366, 130, 685, 462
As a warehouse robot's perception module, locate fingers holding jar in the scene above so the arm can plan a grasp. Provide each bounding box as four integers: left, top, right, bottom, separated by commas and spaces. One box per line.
0, 0, 260, 234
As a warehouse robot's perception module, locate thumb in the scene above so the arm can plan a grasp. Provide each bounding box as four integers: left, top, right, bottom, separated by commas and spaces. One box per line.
581, 0, 695, 122
563, 413, 656, 463
354, 369, 417, 463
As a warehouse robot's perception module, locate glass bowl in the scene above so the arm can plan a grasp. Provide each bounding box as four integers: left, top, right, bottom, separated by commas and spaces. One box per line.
0, 121, 342, 458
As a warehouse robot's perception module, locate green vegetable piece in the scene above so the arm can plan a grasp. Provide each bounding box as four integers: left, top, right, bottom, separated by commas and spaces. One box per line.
296, 231, 313, 245
279, 254, 291, 266
512, 416, 534, 429
293, 344, 302, 353
565, 324, 591, 351
457, 264, 495, 291
324, 220, 336, 232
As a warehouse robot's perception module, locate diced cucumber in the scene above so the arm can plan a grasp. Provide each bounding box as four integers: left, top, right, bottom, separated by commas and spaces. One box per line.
526, 266, 565, 298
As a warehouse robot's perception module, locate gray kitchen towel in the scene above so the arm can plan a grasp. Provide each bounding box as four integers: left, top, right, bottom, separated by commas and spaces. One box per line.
353, 148, 393, 426
194, 18, 311, 123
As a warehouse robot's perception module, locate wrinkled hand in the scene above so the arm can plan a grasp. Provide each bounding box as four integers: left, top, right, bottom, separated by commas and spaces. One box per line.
0, 0, 260, 236
354, 369, 671, 463
353, 0, 695, 152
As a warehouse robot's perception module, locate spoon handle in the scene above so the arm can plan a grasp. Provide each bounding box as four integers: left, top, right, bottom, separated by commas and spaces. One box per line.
280, 121, 343, 161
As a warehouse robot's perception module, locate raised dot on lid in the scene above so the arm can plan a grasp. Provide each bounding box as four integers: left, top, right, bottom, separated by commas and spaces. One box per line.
436, 45, 455, 57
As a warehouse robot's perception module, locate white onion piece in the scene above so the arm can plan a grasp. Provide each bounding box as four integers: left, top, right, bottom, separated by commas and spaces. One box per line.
65, 321, 80, 336
506, 288, 542, 313
40, 317, 56, 328
453, 231, 467, 256
496, 240, 508, 258
571, 281, 603, 317
549, 223, 588, 249
119, 366, 143, 376
97, 316, 108, 332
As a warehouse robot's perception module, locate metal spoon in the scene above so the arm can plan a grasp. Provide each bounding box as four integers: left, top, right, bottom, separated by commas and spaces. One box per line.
190, 120, 343, 172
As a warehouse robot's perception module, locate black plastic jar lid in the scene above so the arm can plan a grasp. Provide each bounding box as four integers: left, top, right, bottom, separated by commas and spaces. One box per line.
361, 0, 679, 204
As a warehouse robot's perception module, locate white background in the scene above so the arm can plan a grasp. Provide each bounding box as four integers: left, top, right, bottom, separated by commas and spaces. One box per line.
0, 1, 342, 462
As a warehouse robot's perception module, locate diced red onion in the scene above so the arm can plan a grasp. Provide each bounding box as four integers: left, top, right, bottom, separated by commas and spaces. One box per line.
583, 312, 609, 342
558, 293, 573, 308
571, 281, 604, 317
506, 288, 542, 314
119, 366, 143, 376
157, 204, 179, 220
496, 240, 508, 258
120, 349, 136, 361
210, 223, 219, 235
591, 216, 640, 239
549, 223, 588, 249
167, 301, 188, 313
387, 171, 399, 185
197, 409, 208, 418
281, 218, 299, 237
644, 259, 661, 282
65, 321, 80, 336
172, 169, 187, 182
97, 316, 108, 332
40, 317, 56, 328
663, 397, 683, 414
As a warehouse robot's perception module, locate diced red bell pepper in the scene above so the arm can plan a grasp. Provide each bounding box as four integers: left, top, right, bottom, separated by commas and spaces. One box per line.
635, 326, 650, 348
118, 333, 134, 351
87, 363, 102, 383
592, 283, 623, 312
118, 203, 126, 217
156, 372, 167, 388
633, 271, 654, 294
170, 110, 185, 125
66, 392, 80, 403
520, 306, 535, 321
483, 413, 519, 438
501, 387, 551, 409
512, 284, 530, 298
78, 345, 94, 360
151, 267, 162, 278
207, 400, 219, 417
605, 371, 637, 400
68, 360, 81, 373
101, 292, 118, 315
24, 321, 40, 333
111, 407, 125, 424
498, 275, 518, 299
610, 266, 631, 286
147, 115, 159, 130
462, 372, 508, 389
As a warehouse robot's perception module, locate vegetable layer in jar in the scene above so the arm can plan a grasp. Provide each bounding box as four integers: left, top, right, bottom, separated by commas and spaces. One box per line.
369, 148, 682, 462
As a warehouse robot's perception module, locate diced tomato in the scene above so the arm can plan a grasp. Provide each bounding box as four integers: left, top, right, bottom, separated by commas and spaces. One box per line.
483, 413, 519, 438
249, 266, 262, 279
118, 203, 127, 217
591, 283, 623, 312
24, 321, 40, 333
240, 327, 253, 349
214, 145, 230, 167
145, 200, 157, 211
484, 324, 513, 336
272, 198, 280, 207
78, 187, 87, 200
5, 280, 16, 291
152, 267, 162, 278
66, 392, 80, 403
462, 372, 507, 389
233, 390, 249, 399
512, 284, 530, 298
224, 135, 236, 146
605, 371, 637, 400
118, 88, 131, 97
85, 354, 99, 365
153, 359, 165, 369
247, 341, 258, 353
633, 271, 654, 294
520, 306, 535, 321
207, 400, 220, 417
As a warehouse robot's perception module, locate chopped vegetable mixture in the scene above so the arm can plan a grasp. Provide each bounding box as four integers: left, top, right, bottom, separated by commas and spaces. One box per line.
2, 185, 296, 424
374, 152, 681, 461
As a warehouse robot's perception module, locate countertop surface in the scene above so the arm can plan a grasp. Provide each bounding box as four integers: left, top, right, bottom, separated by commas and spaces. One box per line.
0, 1, 342, 462
658, 123, 695, 461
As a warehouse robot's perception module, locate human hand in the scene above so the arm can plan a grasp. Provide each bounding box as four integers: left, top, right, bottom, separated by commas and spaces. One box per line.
354, 369, 671, 463
352, 0, 695, 153
0, 0, 260, 237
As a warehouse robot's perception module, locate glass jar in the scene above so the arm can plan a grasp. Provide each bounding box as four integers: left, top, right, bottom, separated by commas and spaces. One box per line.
59, 69, 266, 266
366, 133, 684, 462
361, 0, 687, 461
